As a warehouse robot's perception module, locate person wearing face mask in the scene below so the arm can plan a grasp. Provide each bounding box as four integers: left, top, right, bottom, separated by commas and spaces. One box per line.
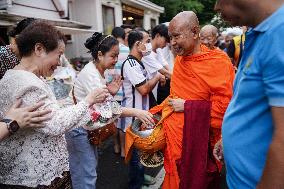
120, 30, 164, 189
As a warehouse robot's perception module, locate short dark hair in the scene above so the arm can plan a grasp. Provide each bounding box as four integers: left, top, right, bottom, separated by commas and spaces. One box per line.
111, 27, 125, 40
16, 21, 65, 57
8, 18, 36, 37
128, 30, 143, 50
134, 27, 149, 34
85, 32, 118, 61
120, 24, 134, 30
151, 24, 170, 42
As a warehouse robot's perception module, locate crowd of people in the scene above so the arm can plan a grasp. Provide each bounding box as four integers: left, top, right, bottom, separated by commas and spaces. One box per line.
0, 0, 284, 188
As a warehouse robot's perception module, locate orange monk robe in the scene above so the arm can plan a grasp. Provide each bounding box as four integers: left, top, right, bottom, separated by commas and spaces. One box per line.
150, 46, 235, 189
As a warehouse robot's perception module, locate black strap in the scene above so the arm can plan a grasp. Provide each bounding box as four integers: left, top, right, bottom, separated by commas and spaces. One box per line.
121, 55, 145, 80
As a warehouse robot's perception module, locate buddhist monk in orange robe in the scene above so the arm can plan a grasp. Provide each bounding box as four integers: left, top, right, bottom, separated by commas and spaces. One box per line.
150, 11, 235, 189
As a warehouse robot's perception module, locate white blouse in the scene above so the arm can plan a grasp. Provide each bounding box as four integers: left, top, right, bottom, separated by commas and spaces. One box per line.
0, 69, 91, 187
70, 62, 121, 130
73, 61, 106, 102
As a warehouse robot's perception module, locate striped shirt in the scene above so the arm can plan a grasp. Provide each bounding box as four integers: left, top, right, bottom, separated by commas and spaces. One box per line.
118, 55, 149, 132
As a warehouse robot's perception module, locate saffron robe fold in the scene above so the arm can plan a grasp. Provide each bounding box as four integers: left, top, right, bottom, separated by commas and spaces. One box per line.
150, 46, 235, 189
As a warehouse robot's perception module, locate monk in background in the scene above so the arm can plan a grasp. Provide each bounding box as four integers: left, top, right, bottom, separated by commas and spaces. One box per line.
150, 11, 235, 189
200, 25, 219, 50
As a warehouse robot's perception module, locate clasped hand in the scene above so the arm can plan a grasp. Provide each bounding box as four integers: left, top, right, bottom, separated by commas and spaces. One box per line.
107, 75, 123, 96
168, 98, 185, 112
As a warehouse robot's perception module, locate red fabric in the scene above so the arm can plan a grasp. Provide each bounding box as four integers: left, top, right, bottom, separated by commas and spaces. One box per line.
177, 100, 220, 189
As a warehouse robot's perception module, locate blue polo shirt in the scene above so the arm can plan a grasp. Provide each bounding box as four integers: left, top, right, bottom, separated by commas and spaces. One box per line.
222, 4, 284, 189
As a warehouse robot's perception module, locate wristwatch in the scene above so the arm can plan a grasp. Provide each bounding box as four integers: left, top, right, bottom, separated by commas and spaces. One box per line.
1, 119, 20, 135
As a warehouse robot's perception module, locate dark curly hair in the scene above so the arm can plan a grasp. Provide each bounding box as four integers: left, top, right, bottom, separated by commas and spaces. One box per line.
16, 21, 65, 57
84, 32, 118, 61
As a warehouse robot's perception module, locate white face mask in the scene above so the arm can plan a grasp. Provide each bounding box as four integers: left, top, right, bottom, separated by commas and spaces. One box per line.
141, 43, 152, 57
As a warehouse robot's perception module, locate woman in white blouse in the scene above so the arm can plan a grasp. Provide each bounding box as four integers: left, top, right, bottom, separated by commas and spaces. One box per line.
66, 32, 154, 189
0, 22, 109, 188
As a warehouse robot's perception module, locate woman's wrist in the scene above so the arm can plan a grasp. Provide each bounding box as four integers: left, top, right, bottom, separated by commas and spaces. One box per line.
84, 96, 94, 107
132, 108, 139, 118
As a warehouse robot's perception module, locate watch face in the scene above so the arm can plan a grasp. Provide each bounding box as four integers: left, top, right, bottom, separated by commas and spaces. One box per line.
10, 120, 20, 132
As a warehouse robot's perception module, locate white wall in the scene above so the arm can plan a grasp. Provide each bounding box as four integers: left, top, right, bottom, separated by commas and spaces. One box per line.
143, 10, 151, 30
101, 0, 123, 27
143, 10, 160, 30
65, 0, 162, 59
7, 0, 61, 19
66, 0, 103, 59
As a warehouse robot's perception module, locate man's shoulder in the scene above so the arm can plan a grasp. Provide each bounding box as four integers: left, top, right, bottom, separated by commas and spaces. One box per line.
142, 51, 157, 63
123, 56, 141, 68
119, 44, 130, 52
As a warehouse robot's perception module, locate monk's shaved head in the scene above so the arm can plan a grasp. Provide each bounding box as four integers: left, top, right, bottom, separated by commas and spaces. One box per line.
200, 25, 219, 49
170, 11, 199, 32
200, 25, 218, 36
168, 11, 201, 56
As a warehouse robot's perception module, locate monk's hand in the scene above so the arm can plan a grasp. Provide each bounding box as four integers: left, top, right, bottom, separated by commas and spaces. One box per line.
168, 98, 185, 112
213, 139, 224, 162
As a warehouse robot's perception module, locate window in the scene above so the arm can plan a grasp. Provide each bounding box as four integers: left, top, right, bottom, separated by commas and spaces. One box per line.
102, 5, 115, 35
151, 19, 157, 29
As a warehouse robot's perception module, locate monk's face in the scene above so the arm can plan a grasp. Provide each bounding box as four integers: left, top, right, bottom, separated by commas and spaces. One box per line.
200, 31, 217, 50
214, 0, 256, 26
168, 21, 197, 56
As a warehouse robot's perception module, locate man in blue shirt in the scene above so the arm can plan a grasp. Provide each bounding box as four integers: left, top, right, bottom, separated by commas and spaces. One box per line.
214, 0, 284, 188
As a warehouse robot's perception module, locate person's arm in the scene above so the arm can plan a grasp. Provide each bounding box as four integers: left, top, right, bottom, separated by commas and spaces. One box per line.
124, 60, 161, 96
121, 107, 154, 125
136, 74, 161, 96
0, 122, 10, 141
0, 100, 51, 141
158, 68, 172, 79
168, 98, 185, 112
163, 64, 170, 71
257, 31, 284, 188
257, 107, 284, 188
213, 138, 224, 162
21, 86, 108, 136
143, 54, 172, 79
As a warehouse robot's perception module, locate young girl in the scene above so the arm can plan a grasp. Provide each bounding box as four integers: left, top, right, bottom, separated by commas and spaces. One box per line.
65, 32, 154, 189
